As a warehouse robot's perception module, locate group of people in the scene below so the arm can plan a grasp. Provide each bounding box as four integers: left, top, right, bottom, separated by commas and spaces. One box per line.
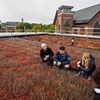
40, 43, 70, 69
40, 43, 96, 79
40, 43, 100, 100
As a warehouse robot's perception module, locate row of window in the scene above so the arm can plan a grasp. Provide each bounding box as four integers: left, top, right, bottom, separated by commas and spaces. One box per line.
58, 18, 70, 33
57, 18, 100, 35
93, 19, 100, 35
61, 9, 71, 13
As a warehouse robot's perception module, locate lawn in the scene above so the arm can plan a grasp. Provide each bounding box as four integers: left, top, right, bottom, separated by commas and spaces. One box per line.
0, 36, 100, 100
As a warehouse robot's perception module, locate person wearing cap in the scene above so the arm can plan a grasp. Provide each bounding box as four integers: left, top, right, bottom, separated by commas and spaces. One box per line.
54, 46, 70, 69
40, 43, 54, 66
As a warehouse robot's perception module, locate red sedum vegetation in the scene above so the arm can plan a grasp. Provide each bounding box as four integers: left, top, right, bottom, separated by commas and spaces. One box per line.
24, 35, 100, 50
0, 36, 100, 100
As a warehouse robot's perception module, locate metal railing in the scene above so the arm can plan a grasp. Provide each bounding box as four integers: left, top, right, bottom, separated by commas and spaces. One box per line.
0, 28, 100, 39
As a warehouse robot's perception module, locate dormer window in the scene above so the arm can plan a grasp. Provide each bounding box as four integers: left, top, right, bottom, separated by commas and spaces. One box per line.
59, 5, 73, 14
61, 9, 71, 13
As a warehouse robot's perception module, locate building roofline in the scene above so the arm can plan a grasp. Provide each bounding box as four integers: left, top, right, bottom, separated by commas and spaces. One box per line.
88, 10, 100, 23
53, 10, 58, 25
74, 10, 100, 24
53, 4, 100, 25
58, 5, 74, 10
75, 3, 100, 12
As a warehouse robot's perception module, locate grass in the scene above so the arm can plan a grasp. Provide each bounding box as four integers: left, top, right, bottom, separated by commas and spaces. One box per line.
0, 36, 100, 99
0, 63, 95, 100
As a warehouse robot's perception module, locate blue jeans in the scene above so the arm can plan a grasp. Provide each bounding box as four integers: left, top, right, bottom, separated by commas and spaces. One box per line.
80, 70, 87, 76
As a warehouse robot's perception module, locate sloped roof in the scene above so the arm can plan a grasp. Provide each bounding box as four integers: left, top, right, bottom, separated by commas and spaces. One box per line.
73, 3, 100, 24
53, 4, 100, 25
53, 10, 60, 24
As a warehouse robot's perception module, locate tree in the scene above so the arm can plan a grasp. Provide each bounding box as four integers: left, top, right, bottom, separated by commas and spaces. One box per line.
16, 22, 24, 31
32, 24, 42, 32
26, 29, 32, 32
24, 23, 31, 29
15, 22, 55, 33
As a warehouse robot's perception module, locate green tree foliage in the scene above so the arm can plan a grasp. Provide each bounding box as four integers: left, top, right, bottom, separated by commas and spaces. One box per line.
32, 24, 42, 32
24, 23, 32, 29
16, 22, 24, 30
16, 22, 55, 33
26, 29, 32, 32
16, 29, 23, 32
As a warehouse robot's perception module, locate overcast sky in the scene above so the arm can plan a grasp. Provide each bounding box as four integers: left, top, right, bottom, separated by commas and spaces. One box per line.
0, 0, 100, 24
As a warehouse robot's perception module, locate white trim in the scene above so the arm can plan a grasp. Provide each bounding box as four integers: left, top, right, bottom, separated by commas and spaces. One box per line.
72, 27, 100, 30
72, 27, 81, 29
85, 27, 100, 29
58, 18, 61, 25
63, 17, 71, 19
58, 13, 73, 16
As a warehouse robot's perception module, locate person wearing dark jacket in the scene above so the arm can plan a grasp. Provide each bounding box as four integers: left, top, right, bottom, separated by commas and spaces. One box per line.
54, 46, 70, 69
92, 68, 100, 100
77, 53, 96, 80
40, 43, 54, 66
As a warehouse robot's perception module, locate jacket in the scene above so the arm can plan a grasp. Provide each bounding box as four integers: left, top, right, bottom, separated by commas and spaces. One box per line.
54, 51, 70, 65
40, 47, 54, 59
79, 55, 96, 75
94, 87, 100, 100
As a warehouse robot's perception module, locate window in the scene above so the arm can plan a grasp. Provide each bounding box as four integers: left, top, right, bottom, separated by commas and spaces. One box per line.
63, 18, 70, 33
61, 9, 71, 13
74, 29, 78, 34
93, 19, 100, 35
64, 18, 70, 26
64, 9, 71, 13
58, 18, 60, 25
58, 19, 60, 33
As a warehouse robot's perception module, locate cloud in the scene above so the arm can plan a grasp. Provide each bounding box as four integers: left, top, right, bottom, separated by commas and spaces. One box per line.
0, 0, 100, 24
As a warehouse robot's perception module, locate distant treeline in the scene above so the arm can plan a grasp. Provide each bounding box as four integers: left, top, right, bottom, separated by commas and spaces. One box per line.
16, 23, 55, 33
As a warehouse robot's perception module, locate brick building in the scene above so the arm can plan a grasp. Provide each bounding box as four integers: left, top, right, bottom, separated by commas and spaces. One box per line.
53, 4, 100, 35
2, 22, 16, 32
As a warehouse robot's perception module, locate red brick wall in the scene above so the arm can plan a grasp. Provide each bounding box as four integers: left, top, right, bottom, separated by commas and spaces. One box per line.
55, 11, 100, 35
55, 13, 73, 33
72, 11, 100, 35
88, 11, 100, 35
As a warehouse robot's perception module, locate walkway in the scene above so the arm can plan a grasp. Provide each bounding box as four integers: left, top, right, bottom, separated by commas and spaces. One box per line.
0, 32, 100, 39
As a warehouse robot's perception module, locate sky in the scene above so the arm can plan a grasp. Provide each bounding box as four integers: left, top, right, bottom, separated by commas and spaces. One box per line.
0, 0, 100, 24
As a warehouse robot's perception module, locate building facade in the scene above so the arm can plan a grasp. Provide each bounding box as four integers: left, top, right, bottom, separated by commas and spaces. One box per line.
53, 4, 100, 35
2, 22, 16, 32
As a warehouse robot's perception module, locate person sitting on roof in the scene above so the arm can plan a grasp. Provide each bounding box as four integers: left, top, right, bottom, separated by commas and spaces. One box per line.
53, 46, 70, 69
76, 53, 96, 80
40, 43, 54, 66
